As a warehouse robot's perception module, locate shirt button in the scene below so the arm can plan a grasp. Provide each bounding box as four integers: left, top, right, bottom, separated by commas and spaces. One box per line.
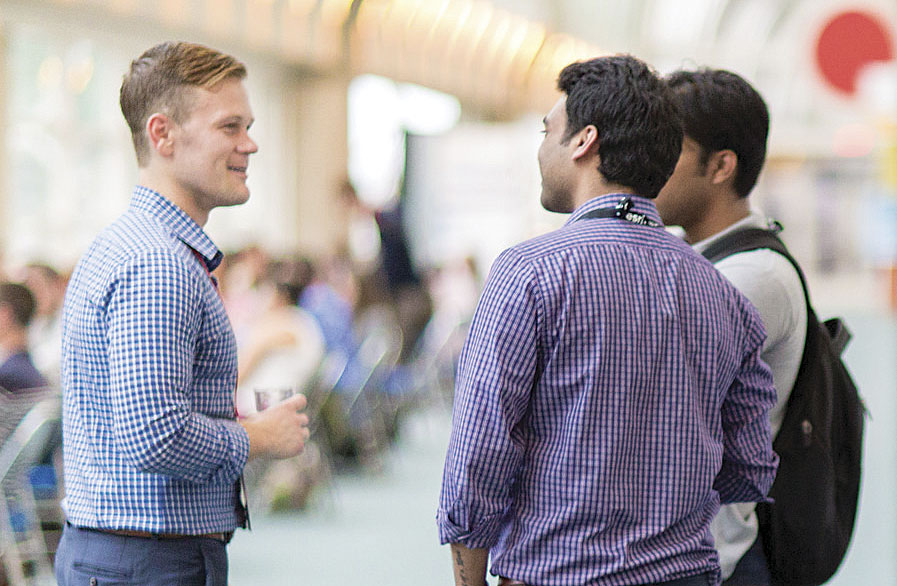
89, 579, 97, 586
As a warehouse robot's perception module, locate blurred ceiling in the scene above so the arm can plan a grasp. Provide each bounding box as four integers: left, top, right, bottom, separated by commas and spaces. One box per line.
4, 0, 896, 147
514, 0, 897, 156
2, 0, 606, 117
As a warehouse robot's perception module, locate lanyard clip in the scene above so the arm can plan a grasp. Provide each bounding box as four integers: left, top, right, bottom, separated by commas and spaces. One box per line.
614, 197, 633, 218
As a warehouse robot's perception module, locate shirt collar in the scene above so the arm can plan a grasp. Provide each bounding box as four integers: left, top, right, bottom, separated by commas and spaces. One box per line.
565, 193, 664, 227
691, 210, 772, 254
129, 186, 224, 271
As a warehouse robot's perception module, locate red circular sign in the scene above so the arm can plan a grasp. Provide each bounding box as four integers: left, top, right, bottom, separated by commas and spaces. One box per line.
815, 10, 894, 96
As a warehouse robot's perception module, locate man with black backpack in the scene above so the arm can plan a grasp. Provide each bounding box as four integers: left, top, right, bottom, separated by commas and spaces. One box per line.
656, 68, 864, 586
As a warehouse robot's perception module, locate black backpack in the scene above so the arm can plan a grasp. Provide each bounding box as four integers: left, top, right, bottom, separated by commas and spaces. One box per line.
702, 225, 866, 586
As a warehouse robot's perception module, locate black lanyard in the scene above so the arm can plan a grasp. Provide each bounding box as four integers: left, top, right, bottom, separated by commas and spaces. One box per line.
575, 196, 662, 228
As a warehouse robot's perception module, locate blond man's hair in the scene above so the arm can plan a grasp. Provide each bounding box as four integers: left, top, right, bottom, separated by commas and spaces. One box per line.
120, 41, 247, 166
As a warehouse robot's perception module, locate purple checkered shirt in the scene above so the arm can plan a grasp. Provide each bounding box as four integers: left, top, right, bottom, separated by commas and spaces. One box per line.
437, 194, 778, 586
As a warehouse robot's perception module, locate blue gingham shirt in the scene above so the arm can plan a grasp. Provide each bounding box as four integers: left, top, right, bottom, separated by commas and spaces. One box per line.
61, 186, 249, 534
438, 194, 778, 585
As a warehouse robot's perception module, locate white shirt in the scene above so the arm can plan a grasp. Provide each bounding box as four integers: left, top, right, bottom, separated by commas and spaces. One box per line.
693, 212, 807, 578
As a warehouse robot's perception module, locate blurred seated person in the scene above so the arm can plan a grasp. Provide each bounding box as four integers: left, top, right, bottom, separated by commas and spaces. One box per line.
236, 258, 325, 417
299, 256, 396, 464
22, 263, 67, 385
235, 258, 327, 510
1, 281, 61, 547
299, 254, 402, 391
219, 244, 269, 348
299, 254, 359, 363
299, 254, 379, 395
0, 282, 48, 393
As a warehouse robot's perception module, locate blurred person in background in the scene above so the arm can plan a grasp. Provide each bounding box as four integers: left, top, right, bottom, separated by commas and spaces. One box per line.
371, 192, 433, 363
299, 254, 376, 465
340, 177, 382, 276
0, 282, 48, 393
655, 68, 806, 586
426, 255, 480, 327
236, 257, 326, 512
300, 253, 361, 376
0, 281, 60, 580
437, 55, 778, 586
391, 255, 481, 405
236, 257, 325, 416
340, 176, 432, 366
218, 243, 269, 346
55, 41, 309, 586
22, 263, 67, 385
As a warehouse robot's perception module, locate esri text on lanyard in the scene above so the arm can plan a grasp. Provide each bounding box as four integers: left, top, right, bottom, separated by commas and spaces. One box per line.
576, 196, 662, 228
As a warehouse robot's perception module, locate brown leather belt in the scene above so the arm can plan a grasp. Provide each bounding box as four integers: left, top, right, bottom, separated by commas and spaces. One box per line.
498, 578, 528, 586
89, 527, 233, 544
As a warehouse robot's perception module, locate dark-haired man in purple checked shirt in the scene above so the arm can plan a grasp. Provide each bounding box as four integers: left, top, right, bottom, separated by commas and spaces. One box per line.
437, 54, 778, 586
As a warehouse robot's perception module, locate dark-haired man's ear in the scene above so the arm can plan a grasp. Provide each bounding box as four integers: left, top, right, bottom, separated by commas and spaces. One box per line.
146, 113, 175, 157
572, 125, 599, 161
708, 149, 737, 186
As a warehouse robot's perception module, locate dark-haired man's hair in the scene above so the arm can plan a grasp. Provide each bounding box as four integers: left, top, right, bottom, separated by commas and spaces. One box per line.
665, 68, 769, 197
0, 283, 36, 328
557, 55, 683, 199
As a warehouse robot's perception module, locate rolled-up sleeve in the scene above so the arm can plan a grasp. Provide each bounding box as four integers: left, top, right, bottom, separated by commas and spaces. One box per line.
437, 249, 541, 548
106, 251, 247, 485
714, 319, 779, 504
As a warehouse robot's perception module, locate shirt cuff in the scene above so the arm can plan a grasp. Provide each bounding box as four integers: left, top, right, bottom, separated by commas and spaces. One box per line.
715, 468, 775, 505
436, 501, 505, 549
219, 418, 250, 483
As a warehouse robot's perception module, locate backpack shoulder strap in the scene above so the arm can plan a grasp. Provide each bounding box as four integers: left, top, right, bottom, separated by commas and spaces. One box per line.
701, 225, 854, 354
700, 225, 811, 310
702, 227, 788, 264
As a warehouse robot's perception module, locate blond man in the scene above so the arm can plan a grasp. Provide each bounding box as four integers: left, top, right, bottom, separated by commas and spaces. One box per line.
55, 42, 309, 585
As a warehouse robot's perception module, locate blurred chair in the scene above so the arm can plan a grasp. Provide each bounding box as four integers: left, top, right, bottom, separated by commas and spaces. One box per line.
304, 351, 349, 429
242, 351, 348, 516
0, 389, 61, 585
312, 306, 403, 472
343, 310, 403, 468
402, 311, 471, 408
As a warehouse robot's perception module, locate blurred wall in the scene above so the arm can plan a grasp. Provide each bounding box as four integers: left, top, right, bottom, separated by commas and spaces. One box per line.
0, 21, 7, 264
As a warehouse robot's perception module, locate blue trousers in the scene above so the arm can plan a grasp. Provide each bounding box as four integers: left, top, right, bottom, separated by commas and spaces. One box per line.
54, 523, 228, 585
644, 573, 716, 586
723, 537, 771, 586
